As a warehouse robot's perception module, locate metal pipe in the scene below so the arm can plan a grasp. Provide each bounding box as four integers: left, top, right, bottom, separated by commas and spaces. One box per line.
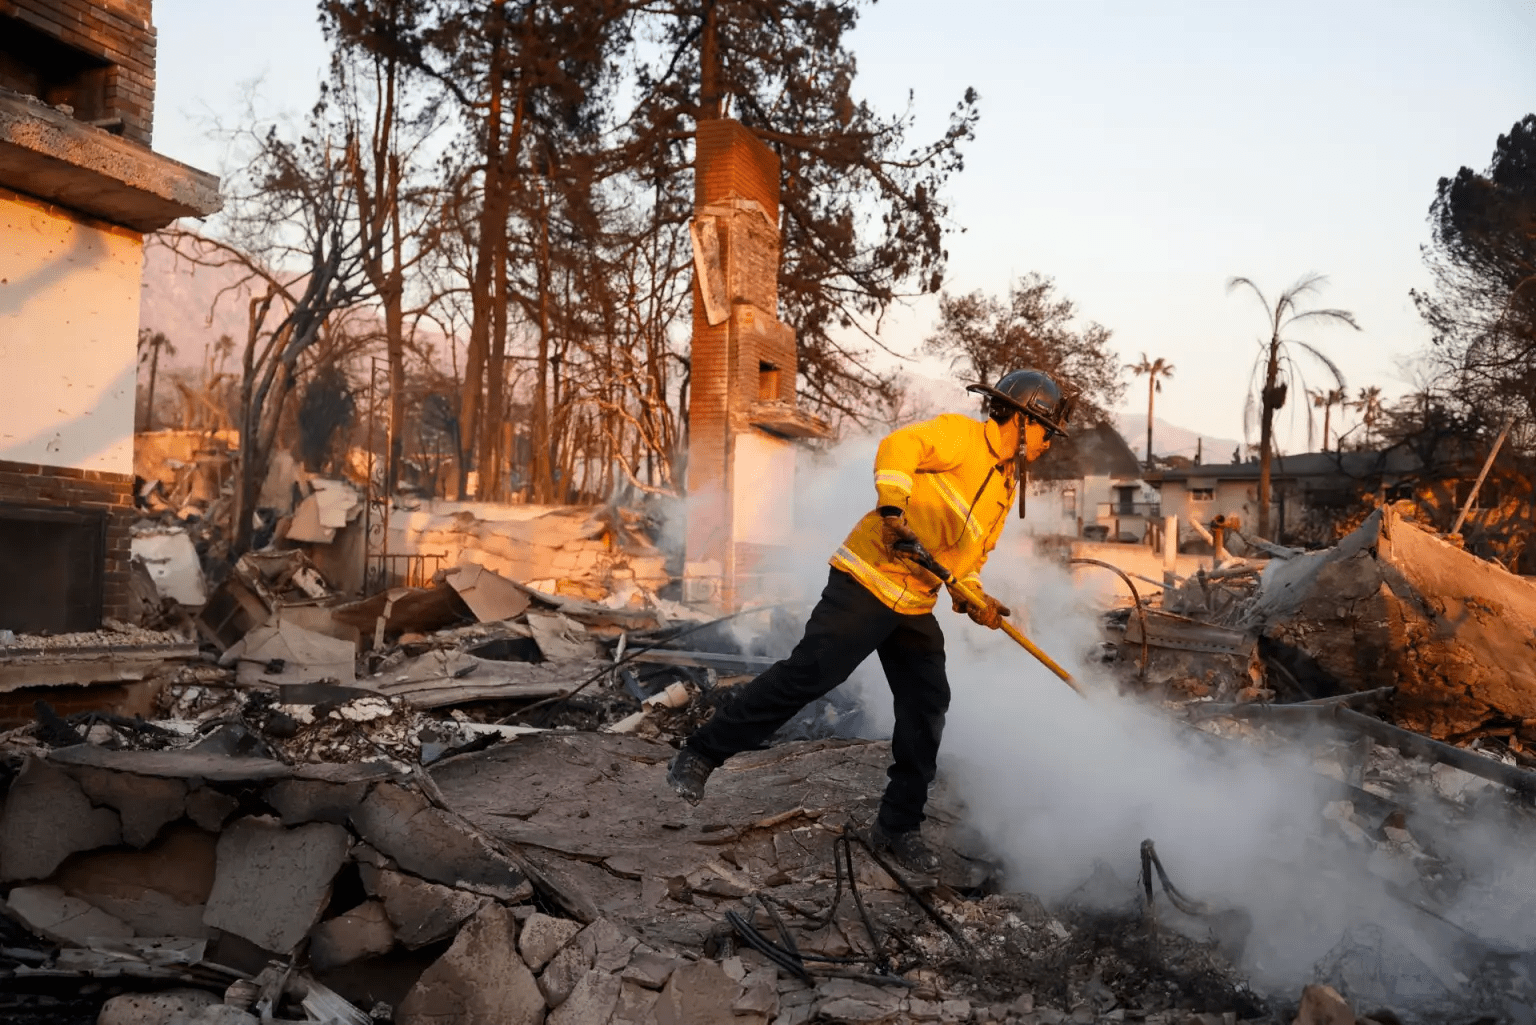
1069, 557, 1149, 680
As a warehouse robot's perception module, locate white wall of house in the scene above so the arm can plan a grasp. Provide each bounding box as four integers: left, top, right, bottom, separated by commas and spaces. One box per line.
0, 193, 141, 474
1021, 474, 1159, 539
1156, 478, 1262, 542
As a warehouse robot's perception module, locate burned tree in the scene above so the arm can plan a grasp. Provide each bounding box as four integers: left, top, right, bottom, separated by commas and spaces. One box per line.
322, 0, 448, 496
923, 273, 1126, 425
162, 110, 369, 555
1228, 273, 1359, 539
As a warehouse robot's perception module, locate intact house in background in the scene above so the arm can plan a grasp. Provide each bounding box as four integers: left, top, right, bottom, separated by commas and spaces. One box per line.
1020, 421, 1154, 541
0, 0, 220, 694
684, 118, 830, 610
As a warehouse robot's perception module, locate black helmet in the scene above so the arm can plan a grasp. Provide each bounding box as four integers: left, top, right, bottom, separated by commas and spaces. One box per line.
966, 370, 1072, 437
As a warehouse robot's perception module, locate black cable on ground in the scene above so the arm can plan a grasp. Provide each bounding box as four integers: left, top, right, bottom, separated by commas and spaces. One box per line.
836, 834, 892, 976
1139, 838, 1210, 917
847, 830, 976, 959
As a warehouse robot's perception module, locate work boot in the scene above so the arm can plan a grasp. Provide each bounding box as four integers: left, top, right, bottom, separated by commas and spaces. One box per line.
667, 747, 715, 805
869, 821, 942, 875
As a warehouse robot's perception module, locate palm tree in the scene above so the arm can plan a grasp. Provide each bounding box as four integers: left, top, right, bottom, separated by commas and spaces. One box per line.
1352, 386, 1384, 448
1129, 353, 1175, 471
1307, 386, 1348, 452
1229, 274, 1360, 537
137, 328, 176, 431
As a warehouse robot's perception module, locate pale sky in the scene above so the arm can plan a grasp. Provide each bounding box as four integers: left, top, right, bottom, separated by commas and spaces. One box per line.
153, 0, 1536, 449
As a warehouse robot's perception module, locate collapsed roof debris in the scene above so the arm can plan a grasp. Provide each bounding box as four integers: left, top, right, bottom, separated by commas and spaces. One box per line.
6, 500, 1536, 1024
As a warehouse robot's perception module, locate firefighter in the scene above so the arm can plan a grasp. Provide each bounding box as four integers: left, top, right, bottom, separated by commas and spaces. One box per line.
666, 369, 1071, 875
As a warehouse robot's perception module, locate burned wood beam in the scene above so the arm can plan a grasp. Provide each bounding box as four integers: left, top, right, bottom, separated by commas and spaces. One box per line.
628, 649, 778, 674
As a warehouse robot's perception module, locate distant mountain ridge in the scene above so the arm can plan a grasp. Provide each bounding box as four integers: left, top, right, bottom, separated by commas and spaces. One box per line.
1114, 412, 1241, 463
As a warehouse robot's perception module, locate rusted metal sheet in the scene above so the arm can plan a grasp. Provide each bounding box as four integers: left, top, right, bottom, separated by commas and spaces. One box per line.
1124, 610, 1255, 657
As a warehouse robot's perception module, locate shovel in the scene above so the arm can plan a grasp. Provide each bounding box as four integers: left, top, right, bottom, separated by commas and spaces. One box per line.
893, 538, 1083, 697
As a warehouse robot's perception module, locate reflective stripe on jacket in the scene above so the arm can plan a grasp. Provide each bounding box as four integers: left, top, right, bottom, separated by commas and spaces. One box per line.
830, 413, 1016, 614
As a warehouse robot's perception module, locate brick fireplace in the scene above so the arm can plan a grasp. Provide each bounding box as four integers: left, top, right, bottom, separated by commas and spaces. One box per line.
0, 0, 219, 641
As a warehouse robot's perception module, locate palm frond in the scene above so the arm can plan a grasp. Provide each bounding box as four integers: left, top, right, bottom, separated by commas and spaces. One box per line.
1291, 340, 1347, 389
1283, 307, 1361, 332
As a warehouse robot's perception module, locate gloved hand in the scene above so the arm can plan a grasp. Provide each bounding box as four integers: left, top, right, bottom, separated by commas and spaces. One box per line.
949, 586, 1010, 630
881, 513, 918, 551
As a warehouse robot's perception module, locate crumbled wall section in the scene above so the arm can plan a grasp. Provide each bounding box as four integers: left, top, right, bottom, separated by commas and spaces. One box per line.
0, 457, 134, 625
0, 0, 157, 147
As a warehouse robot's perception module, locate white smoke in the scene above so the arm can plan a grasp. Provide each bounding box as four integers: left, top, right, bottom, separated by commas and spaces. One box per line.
761, 424, 1536, 1016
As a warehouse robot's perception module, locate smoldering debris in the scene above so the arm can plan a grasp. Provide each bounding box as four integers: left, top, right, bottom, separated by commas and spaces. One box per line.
10, 496, 1536, 1024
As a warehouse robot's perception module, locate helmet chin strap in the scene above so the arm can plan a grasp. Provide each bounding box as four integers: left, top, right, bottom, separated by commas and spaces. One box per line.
1016, 414, 1028, 519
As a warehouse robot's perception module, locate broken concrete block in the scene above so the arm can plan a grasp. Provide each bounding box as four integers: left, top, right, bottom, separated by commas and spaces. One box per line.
4, 884, 134, 945
549, 968, 623, 1025
621, 949, 684, 989
611, 978, 661, 1025
265, 779, 369, 826
68, 766, 187, 848
55, 823, 216, 938
204, 816, 350, 953
734, 968, 779, 1017
537, 940, 593, 1007
350, 782, 531, 902
519, 911, 583, 972
309, 900, 395, 972
575, 916, 640, 972
653, 959, 743, 1025
397, 904, 546, 1025
1294, 984, 1355, 1025
361, 865, 489, 948
817, 996, 901, 1022
1246, 507, 1536, 738
184, 787, 240, 831
178, 1007, 258, 1025
0, 756, 122, 881
98, 988, 220, 1025
939, 998, 973, 1022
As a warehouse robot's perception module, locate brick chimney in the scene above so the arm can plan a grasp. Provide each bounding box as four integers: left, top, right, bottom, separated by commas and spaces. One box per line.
684, 120, 827, 609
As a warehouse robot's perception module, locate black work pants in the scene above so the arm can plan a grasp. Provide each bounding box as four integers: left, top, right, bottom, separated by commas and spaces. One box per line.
685, 568, 950, 833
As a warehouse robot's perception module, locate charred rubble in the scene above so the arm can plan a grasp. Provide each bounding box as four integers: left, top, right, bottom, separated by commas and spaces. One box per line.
3, 500, 1536, 1024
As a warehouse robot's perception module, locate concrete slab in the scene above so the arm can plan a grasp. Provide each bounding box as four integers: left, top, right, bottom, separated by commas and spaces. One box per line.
310, 900, 395, 972
98, 989, 221, 1025
0, 756, 121, 881
396, 904, 546, 1025
536, 940, 592, 1007
67, 765, 187, 848
349, 782, 531, 903
549, 969, 622, 1025
653, 959, 743, 1025
360, 864, 490, 948
46, 744, 399, 783
5, 884, 134, 945
265, 779, 369, 826
203, 816, 350, 953
185, 787, 239, 831
0, 90, 222, 231
518, 912, 582, 972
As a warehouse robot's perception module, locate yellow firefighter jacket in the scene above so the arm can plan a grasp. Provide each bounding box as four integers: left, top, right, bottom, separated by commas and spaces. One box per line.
830, 413, 1016, 614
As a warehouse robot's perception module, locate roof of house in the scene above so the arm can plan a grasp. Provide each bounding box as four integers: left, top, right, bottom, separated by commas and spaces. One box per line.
1030, 421, 1143, 482
1145, 447, 1425, 485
